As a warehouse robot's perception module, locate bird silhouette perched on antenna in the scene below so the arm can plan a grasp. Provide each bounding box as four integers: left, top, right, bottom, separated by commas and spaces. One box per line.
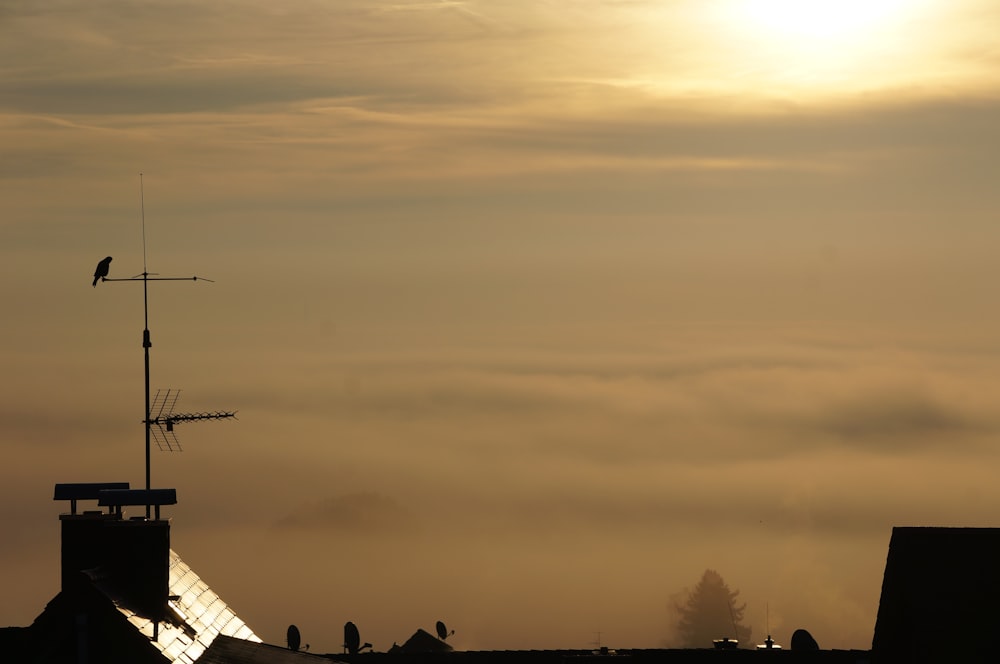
92, 256, 112, 286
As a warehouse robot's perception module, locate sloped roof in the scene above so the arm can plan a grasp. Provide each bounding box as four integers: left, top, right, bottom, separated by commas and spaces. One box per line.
96, 549, 260, 663
198, 635, 333, 663
389, 628, 453, 654
873, 526, 1000, 661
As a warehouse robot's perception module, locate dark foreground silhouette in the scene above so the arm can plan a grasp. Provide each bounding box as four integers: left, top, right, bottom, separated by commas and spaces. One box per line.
92, 256, 112, 286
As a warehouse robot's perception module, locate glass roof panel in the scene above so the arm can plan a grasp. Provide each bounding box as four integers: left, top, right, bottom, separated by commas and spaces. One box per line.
111, 549, 260, 662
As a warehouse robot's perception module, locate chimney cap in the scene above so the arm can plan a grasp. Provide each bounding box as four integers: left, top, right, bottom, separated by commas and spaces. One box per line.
98, 488, 177, 507
54, 482, 130, 501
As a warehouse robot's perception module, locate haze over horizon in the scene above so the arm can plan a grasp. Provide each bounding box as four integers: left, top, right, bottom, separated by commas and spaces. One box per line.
4, 0, 1000, 653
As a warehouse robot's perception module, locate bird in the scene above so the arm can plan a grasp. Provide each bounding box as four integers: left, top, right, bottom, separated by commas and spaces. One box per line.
92, 256, 112, 287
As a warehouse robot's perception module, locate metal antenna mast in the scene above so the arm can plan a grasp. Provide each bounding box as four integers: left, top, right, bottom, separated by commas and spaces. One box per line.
101, 173, 235, 517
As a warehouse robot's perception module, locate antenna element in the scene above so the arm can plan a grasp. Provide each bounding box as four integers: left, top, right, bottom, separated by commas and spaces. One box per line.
98, 175, 233, 517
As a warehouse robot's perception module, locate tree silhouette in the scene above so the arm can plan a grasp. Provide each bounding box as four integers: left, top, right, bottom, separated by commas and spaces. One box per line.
674, 569, 752, 648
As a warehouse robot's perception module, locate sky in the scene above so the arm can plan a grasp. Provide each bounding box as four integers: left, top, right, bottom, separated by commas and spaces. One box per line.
3, 0, 1000, 653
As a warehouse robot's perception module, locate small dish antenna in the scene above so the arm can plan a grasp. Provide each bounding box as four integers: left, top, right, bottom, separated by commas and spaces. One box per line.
344, 621, 372, 654
287, 624, 301, 652
435, 620, 454, 641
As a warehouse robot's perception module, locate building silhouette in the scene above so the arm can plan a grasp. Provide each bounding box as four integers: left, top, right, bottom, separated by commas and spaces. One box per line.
4, 482, 998, 662
0, 482, 301, 663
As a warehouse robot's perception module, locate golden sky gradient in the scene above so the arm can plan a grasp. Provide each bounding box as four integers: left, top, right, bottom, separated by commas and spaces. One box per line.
3, 0, 1000, 653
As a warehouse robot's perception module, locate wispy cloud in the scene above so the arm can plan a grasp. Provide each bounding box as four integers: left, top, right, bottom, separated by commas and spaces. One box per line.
4, 0, 1000, 653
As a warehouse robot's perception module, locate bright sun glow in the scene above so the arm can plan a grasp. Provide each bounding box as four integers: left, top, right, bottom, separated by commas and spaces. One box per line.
680, 0, 938, 95
738, 0, 912, 41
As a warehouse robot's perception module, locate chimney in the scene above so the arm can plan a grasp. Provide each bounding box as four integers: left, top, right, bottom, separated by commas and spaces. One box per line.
54, 483, 177, 622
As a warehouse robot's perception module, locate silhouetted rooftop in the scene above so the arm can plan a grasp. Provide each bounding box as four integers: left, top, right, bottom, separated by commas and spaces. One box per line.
199, 634, 333, 663
28, 548, 259, 663
389, 629, 455, 654
335, 646, 871, 664
872, 526, 1000, 662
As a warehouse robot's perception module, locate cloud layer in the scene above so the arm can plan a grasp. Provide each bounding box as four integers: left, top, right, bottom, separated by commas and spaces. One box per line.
3, 0, 1000, 654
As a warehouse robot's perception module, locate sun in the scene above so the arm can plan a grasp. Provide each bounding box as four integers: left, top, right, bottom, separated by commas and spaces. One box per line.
632, 0, 980, 101
686, 0, 934, 95
736, 0, 912, 42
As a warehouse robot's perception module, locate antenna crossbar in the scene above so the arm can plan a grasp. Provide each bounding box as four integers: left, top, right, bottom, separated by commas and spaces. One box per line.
95, 174, 230, 516
144, 389, 236, 451
103, 276, 214, 283
152, 411, 238, 425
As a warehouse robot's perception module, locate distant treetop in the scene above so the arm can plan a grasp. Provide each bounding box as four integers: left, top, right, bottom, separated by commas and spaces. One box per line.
674, 569, 752, 648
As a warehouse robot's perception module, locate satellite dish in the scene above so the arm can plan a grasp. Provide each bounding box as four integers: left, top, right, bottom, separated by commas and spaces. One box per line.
345, 621, 361, 654
791, 629, 819, 651
287, 624, 301, 652
436, 620, 454, 641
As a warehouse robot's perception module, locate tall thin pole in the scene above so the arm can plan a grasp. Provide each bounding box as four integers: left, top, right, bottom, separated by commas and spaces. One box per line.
141, 173, 152, 518
101, 174, 215, 518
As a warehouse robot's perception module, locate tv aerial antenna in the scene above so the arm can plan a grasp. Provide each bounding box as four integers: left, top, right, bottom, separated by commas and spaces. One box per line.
147, 389, 237, 452
99, 173, 236, 517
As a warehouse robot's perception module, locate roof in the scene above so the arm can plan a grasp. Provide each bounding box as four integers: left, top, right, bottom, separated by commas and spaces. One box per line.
337, 647, 870, 664
28, 548, 260, 663
872, 526, 1000, 661
389, 629, 454, 654
0, 627, 29, 659
102, 549, 261, 662
198, 634, 334, 663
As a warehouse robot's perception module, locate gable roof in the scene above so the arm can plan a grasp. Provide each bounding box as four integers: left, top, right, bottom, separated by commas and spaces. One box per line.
872, 526, 1000, 661
389, 628, 454, 654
